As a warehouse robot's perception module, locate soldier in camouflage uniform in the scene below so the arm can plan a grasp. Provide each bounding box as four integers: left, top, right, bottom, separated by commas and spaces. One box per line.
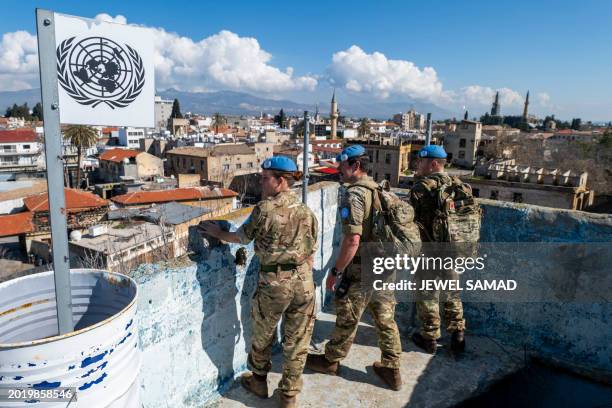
200, 156, 318, 408
408, 145, 466, 354
305, 145, 403, 391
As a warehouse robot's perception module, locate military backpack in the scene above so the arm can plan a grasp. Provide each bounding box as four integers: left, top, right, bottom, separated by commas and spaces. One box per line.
348, 179, 421, 257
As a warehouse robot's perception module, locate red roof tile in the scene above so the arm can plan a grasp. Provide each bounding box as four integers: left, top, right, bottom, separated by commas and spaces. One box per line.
313, 146, 342, 154
111, 187, 238, 206
23, 189, 109, 213
0, 129, 38, 143
316, 167, 340, 175
0, 212, 34, 237
99, 148, 140, 163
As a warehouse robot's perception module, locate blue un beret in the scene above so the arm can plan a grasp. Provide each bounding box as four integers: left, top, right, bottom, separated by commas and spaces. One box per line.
336, 145, 366, 162
418, 145, 447, 159
261, 156, 298, 172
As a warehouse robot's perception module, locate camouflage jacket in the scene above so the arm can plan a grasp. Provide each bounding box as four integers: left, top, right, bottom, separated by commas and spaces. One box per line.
340, 176, 378, 241
408, 172, 454, 242
237, 190, 318, 266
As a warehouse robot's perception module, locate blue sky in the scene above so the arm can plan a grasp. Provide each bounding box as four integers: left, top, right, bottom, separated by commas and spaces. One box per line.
1, 0, 611, 120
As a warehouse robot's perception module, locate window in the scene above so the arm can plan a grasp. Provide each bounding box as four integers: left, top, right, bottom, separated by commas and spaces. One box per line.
459, 138, 466, 148
490, 190, 499, 200
385, 173, 391, 181
375, 172, 378, 180
458, 151, 466, 159
222, 164, 230, 171
472, 188, 480, 198
247, 162, 253, 168
201, 161, 205, 170
23, 144, 31, 150
385, 153, 392, 164
236, 163, 242, 169
513, 192, 523, 203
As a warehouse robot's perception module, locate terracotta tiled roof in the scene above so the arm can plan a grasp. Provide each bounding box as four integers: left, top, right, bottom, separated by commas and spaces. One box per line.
23, 188, 109, 213
111, 187, 238, 205
0, 129, 38, 143
99, 148, 140, 163
0, 212, 34, 237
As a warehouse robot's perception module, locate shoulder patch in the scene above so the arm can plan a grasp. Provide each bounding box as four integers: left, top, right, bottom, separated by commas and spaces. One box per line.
340, 207, 350, 219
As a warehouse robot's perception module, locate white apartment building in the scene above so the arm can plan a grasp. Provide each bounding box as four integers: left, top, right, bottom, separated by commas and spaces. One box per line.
154, 96, 173, 131
0, 129, 43, 173
118, 127, 146, 149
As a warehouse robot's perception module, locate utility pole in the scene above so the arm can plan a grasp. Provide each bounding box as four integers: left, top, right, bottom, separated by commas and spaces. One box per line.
302, 111, 310, 204
425, 113, 432, 146
36, 8, 73, 334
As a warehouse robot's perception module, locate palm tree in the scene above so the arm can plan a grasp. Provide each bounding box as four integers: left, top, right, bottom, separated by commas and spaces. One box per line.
64, 125, 98, 189
358, 118, 370, 138
211, 113, 226, 134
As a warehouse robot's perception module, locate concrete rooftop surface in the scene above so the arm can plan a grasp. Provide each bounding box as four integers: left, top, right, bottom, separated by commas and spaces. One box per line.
210, 311, 525, 408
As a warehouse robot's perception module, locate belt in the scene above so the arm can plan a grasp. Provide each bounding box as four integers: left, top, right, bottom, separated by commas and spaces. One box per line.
260, 263, 299, 272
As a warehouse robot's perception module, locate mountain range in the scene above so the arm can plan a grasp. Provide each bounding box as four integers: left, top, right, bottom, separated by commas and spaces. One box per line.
0, 88, 454, 120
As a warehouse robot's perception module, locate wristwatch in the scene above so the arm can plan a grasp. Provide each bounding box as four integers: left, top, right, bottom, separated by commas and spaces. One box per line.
331, 267, 339, 276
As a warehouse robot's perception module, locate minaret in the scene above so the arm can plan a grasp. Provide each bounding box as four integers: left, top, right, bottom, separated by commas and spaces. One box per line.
330, 89, 338, 138
522, 90, 530, 120
464, 110, 469, 120
491, 91, 500, 116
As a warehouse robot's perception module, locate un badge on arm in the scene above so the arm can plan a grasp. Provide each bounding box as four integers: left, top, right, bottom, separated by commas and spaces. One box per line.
340, 207, 350, 219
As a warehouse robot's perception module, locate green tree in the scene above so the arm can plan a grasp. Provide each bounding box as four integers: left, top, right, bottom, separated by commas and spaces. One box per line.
358, 118, 370, 137
570, 118, 582, 130
64, 125, 98, 189
275, 108, 286, 128
170, 98, 183, 119
5, 103, 31, 119
211, 113, 226, 134
32, 103, 43, 121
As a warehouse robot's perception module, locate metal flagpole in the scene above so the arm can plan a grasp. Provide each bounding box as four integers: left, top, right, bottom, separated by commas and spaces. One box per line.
302, 111, 310, 204
35, 8, 73, 334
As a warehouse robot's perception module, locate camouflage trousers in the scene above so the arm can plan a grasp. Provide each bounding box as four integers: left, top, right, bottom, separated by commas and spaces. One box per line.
248, 263, 316, 396
325, 263, 402, 369
415, 268, 466, 340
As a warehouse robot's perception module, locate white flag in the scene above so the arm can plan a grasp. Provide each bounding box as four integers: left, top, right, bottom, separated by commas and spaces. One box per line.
54, 13, 155, 127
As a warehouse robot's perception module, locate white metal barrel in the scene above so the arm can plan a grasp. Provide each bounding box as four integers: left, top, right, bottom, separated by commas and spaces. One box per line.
0, 269, 140, 407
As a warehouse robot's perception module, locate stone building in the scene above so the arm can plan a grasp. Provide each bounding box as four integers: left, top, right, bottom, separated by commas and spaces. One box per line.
98, 148, 164, 183
166, 145, 259, 187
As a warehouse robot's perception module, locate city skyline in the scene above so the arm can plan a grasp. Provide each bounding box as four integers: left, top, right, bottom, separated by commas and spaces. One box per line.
0, 0, 610, 121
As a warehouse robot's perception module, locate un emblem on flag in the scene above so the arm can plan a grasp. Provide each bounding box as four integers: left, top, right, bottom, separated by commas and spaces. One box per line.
57, 36, 145, 109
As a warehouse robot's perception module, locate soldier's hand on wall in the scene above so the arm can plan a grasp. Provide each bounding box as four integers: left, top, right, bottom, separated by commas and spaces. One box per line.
199, 221, 222, 238
326, 273, 337, 292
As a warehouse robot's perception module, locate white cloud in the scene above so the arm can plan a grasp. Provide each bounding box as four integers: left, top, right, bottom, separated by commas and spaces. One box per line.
327, 45, 451, 103
536, 92, 551, 107
0, 14, 317, 94
458, 85, 524, 108
151, 28, 316, 92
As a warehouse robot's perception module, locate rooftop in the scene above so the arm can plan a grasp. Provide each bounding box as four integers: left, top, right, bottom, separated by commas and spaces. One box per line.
23, 188, 109, 213
99, 148, 140, 163
111, 187, 238, 206
108, 201, 211, 225
0, 212, 34, 237
0, 129, 38, 143
70, 221, 169, 254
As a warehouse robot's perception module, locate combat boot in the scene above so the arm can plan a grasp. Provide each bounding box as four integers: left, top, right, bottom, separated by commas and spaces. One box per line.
280, 393, 297, 408
451, 330, 466, 354
240, 372, 268, 398
305, 353, 338, 375
412, 332, 437, 354
373, 361, 402, 391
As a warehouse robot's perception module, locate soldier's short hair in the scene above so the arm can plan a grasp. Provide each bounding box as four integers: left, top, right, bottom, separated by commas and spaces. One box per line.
348, 154, 371, 173
432, 158, 447, 167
